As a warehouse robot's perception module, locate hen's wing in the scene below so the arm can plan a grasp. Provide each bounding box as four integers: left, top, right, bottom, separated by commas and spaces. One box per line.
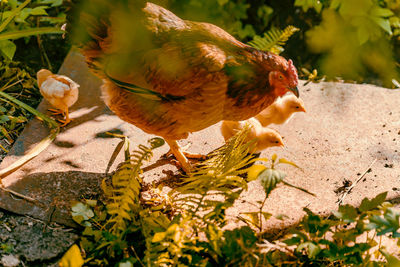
96, 2, 253, 100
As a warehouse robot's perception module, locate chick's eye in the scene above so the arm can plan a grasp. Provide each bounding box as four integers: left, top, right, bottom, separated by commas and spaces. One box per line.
275, 141, 279, 144
295, 106, 299, 109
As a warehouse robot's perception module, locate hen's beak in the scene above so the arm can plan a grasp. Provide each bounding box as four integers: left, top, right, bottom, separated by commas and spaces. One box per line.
300, 106, 306, 113
290, 86, 299, 97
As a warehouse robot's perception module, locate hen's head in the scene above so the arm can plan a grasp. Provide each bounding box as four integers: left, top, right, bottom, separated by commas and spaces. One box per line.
268, 59, 299, 98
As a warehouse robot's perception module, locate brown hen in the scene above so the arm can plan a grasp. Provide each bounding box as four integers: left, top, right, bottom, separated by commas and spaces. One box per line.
68, 1, 299, 172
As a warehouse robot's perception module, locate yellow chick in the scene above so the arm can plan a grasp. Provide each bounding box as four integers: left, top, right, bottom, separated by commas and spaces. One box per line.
37, 69, 79, 126
221, 118, 284, 153
255, 94, 306, 127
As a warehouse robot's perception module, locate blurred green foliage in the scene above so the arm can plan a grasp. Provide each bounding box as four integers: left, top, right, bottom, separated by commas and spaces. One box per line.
0, 0, 65, 60
165, 0, 400, 87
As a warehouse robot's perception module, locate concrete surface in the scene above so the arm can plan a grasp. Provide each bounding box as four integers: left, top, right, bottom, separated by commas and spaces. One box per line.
0, 49, 399, 232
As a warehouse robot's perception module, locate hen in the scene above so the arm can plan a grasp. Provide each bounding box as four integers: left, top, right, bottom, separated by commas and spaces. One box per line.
255, 94, 306, 127
37, 69, 79, 126
221, 118, 284, 153
68, 1, 299, 172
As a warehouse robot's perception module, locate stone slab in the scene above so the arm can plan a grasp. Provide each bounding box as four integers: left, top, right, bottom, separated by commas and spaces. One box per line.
0, 49, 399, 231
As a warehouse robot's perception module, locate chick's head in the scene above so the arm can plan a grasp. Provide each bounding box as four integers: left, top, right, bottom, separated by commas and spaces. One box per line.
255, 128, 284, 152
37, 69, 53, 87
269, 59, 299, 98
283, 95, 306, 113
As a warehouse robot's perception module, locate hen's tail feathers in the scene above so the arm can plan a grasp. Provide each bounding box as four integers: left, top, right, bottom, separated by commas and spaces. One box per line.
66, 0, 145, 45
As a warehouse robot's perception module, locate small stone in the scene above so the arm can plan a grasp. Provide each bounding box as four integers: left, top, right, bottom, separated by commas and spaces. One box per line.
1, 255, 20, 267
384, 163, 394, 168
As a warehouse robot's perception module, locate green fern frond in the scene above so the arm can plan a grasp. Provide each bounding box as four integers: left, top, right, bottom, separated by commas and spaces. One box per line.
171, 126, 256, 227
248, 25, 299, 54
105, 138, 164, 235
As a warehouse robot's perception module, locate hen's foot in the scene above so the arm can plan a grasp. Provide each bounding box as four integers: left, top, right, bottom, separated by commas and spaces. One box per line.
164, 143, 207, 161
165, 139, 192, 173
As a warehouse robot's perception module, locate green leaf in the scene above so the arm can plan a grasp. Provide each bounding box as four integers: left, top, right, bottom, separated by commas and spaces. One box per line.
258, 168, 285, 195
0, 40, 16, 60
278, 158, 301, 169
283, 236, 301, 246
152, 232, 166, 243
330, 0, 342, 9
241, 212, 260, 228
148, 137, 165, 149
372, 17, 392, 35
38, 0, 63, 6
30, 6, 48, 15
333, 205, 358, 223
119, 261, 134, 267
371, 8, 394, 18
262, 212, 272, 221
380, 249, 400, 267
0, 27, 64, 41
359, 192, 387, 212
367, 208, 400, 237
296, 242, 320, 258
71, 202, 94, 221
0, 0, 31, 33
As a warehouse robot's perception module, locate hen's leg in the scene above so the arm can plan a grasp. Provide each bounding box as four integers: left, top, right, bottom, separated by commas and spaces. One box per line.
165, 143, 207, 160
165, 139, 192, 173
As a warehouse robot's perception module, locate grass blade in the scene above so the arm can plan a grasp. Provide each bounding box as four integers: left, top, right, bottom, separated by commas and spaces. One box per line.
0, 90, 59, 178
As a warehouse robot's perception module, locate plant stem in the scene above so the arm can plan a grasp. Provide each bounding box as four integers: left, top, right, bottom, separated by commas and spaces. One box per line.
259, 194, 268, 234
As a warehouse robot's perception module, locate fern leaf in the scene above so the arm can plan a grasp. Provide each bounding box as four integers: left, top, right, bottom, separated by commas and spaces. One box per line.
105, 139, 161, 235
171, 126, 255, 227
248, 25, 299, 54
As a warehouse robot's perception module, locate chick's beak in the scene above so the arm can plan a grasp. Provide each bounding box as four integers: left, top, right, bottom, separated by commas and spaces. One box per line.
300, 106, 306, 113
278, 140, 284, 147
290, 86, 299, 97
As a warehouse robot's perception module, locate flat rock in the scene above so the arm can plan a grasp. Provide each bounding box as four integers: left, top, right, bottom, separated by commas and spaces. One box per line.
0, 49, 399, 233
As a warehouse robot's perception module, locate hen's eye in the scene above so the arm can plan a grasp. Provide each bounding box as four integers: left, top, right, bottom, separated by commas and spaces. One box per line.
278, 74, 283, 80
275, 141, 279, 144
295, 106, 299, 109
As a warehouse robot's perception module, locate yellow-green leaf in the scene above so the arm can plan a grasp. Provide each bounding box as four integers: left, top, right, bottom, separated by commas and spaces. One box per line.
59, 244, 84, 267
247, 164, 267, 181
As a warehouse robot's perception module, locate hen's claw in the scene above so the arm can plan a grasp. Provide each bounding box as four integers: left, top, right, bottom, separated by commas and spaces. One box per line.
183, 152, 207, 160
